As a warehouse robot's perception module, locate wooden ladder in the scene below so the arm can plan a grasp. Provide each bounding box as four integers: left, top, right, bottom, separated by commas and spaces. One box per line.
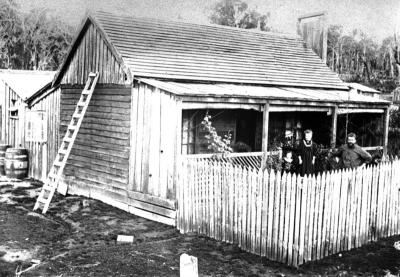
33, 72, 99, 214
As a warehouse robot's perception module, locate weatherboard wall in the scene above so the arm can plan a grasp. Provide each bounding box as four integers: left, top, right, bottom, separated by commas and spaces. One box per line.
57, 83, 177, 226
60, 85, 131, 196
0, 81, 24, 146
24, 87, 61, 181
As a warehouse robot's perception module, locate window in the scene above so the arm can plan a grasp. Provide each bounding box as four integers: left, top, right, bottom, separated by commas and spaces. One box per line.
26, 111, 47, 142
9, 100, 19, 119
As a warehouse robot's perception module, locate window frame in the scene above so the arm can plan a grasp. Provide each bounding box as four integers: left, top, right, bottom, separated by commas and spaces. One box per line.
25, 110, 47, 143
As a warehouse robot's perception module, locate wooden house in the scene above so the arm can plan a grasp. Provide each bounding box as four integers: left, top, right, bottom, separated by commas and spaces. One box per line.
0, 70, 55, 147
25, 11, 390, 225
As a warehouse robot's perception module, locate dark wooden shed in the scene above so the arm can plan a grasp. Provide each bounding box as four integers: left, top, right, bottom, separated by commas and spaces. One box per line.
25, 11, 390, 225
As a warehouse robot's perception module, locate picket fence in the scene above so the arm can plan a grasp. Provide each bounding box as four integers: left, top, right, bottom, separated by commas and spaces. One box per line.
176, 158, 400, 267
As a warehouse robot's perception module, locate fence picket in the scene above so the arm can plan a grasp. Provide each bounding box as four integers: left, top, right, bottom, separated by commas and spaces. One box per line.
323, 170, 332, 257
317, 172, 326, 259
261, 169, 269, 257
314, 173, 322, 260
293, 173, 302, 267
298, 173, 308, 265
283, 173, 292, 263
278, 172, 287, 261
330, 170, 340, 255
255, 170, 263, 255
287, 173, 298, 265
267, 171, 275, 260
272, 171, 281, 260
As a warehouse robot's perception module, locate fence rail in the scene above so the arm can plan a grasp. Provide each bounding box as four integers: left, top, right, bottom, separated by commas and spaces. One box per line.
176, 158, 400, 267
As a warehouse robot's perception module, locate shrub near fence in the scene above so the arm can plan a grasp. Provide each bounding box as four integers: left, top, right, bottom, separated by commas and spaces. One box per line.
176, 158, 400, 267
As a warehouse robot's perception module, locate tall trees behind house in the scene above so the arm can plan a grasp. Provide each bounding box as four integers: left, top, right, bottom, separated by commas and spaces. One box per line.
327, 25, 398, 92
0, 0, 73, 70
209, 0, 271, 31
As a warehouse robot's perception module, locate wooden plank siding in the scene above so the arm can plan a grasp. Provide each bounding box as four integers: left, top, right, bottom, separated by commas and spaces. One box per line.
24, 87, 61, 180
0, 82, 24, 146
129, 81, 180, 201
60, 22, 127, 86
60, 84, 177, 225
60, 86, 131, 191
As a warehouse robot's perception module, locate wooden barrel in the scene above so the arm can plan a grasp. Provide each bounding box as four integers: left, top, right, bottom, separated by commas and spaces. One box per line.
5, 148, 29, 179
0, 144, 11, 176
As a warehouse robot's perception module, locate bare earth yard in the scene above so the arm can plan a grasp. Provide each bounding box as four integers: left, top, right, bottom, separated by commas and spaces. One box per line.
1, 180, 400, 276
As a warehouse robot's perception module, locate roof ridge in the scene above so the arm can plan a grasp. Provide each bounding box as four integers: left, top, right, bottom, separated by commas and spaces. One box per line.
92, 10, 302, 40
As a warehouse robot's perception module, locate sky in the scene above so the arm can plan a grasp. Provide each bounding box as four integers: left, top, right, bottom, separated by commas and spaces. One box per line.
17, 0, 400, 43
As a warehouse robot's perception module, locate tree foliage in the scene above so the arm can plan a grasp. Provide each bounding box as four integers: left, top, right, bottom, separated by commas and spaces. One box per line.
0, 0, 73, 70
209, 0, 271, 31
327, 25, 399, 92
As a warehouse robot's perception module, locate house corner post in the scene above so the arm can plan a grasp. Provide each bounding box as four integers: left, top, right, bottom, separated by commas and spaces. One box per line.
383, 106, 390, 156
261, 102, 270, 168
174, 98, 183, 200
330, 105, 338, 148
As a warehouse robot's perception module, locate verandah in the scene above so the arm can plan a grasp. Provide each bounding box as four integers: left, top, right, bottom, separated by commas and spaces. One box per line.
176, 158, 400, 267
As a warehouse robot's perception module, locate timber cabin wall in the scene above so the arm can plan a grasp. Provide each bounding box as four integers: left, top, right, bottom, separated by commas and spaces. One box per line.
58, 20, 131, 202
25, 87, 61, 180
129, 81, 180, 201
60, 85, 131, 201
54, 20, 177, 225
0, 81, 24, 146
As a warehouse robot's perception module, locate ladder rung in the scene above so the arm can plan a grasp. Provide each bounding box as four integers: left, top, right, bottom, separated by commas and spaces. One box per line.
64, 137, 73, 142
82, 90, 91, 95
68, 125, 77, 130
35, 201, 45, 207
48, 172, 58, 179
59, 149, 68, 155
53, 161, 63, 167
89, 72, 97, 77
43, 184, 55, 191
72, 112, 81, 118
77, 101, 86, 106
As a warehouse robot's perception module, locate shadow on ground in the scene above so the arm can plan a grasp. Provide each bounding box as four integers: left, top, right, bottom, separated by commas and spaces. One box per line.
1, 180, 400, 276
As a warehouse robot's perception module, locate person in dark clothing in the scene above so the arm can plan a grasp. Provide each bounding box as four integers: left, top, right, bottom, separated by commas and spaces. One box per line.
282, 151, 295, 174
296, 129, 318, 176
333, 132, 372, 169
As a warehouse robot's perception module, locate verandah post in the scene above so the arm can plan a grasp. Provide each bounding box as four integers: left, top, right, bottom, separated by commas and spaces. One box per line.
383, 107, 390, 156
330, 105, 338, 148
261, 102, 270, 168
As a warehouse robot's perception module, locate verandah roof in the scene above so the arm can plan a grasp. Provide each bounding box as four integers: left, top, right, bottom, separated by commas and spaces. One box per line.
137, 78, 389, 106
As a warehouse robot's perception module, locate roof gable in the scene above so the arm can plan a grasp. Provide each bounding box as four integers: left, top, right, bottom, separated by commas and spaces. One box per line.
92, 11, 347, 90
53, 15, 132, 86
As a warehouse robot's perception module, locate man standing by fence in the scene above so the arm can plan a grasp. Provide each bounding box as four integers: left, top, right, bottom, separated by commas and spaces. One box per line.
333, 132, 372, 169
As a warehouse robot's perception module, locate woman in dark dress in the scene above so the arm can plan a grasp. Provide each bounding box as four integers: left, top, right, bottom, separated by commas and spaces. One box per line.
297, 129, 318, 176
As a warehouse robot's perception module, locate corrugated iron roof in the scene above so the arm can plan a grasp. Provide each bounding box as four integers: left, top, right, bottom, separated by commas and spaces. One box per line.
92, 11, 347, 90
138, 78, 389, 105
0, 70, 56, 100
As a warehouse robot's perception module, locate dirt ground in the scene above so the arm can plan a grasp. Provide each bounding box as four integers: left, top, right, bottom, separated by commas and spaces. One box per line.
1, 180, 400, 276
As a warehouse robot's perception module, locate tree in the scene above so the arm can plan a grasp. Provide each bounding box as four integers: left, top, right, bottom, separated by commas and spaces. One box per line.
21, 9, 74, 70
0, 3, 73, 70
0, 0, 23, 68
209, 0, 271, 31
